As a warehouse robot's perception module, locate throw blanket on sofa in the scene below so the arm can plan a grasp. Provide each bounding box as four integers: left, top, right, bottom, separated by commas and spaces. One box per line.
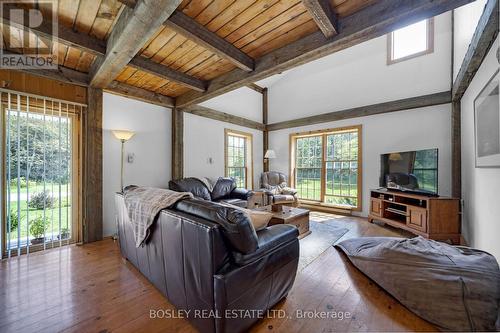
124, 186, 193, 247
336, 236, 500, 331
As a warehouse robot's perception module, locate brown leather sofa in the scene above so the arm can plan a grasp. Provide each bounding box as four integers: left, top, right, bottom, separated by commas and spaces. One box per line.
169, 177, 254, 208
115, 194, 299, 333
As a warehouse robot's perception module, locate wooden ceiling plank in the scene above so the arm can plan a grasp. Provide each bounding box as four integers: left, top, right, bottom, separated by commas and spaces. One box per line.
89, 0, 183, 88
215, 0, 281, 38
232, 3, 308, 49
302, 0, 338, 37
240, 11, 313, 54
90, 0, 124, 40
224, 0, 302, 44
194, 0, 237, 26
74, 0, 102, 35
205, 0, 258, 32
247, 18, 318, 58
58, 0, 81, 28
129, 56, 206, 92
176, 0, 475, 107
165, 10, 255, 71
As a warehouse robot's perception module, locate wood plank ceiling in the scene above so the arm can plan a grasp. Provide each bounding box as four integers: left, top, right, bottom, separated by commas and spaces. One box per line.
0, 0, 375, 98
0, 0, 473, 107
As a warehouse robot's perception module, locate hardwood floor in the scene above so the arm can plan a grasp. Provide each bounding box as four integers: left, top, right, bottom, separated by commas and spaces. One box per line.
0, 214, 436, 333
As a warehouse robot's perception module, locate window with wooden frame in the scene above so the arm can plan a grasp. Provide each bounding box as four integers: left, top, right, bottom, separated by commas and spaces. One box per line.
387, 18, 434, 65
290, 125, 362, 211
225, 129, 253, 189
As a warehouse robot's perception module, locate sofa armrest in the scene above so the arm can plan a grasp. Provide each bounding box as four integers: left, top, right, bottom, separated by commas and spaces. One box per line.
232, 224, 299, 266
230, 187, 254, 200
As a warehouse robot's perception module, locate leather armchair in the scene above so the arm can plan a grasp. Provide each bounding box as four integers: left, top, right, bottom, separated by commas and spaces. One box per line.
260, 171, 299, 207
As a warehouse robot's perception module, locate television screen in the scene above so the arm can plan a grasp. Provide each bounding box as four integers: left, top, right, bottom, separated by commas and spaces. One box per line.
380, 149, 438, 195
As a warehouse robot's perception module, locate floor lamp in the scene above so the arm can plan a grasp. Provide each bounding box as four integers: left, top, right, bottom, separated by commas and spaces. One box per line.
112, 130, 135, 192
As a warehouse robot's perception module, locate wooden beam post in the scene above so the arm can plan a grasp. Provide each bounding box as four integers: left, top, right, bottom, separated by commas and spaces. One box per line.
452, 0, 499, 101
172, 106, 184, 180
451, 100, 462, 199
181, 105, 265, 131
266, 91, 452, 131
302, 0, 338, 38
90, 0, 182, 88
83, 88, 103, 243
263, 88, 269, 172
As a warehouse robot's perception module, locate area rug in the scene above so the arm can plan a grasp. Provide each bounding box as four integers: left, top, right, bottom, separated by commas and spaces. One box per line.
298, 220, 349, 272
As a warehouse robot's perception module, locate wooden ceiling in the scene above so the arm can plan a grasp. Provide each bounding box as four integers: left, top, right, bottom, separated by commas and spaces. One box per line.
0, 0, 473, 108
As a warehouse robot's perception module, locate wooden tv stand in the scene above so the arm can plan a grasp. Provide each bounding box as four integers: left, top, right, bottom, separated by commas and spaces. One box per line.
368, 189, 461, 244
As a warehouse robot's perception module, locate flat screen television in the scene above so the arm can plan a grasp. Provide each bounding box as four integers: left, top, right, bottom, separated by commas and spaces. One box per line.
379, 148, 439, 196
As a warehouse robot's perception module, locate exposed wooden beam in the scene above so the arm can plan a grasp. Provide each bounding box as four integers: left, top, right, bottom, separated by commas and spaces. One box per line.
176, 0, 474, 107
262, 88, 269, 172
2, 3, 205, 93
302, 0, 338, 38
90, 0, 182, 88
129, 56, 206, 92
451, 100, 461, 198
105, 81, 175, 108
452, 0, 499, 101
181, 105, 265, 131
6, 61, 89, 87
83, 87, 103, 243
0, 3, 106, 56
164, 11, 255, 72
266, 91, 451, 131
247, 83, 265, 94
172, 107, 184, 179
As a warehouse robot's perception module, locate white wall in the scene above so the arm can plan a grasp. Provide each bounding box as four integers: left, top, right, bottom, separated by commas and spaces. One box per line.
184, 112, 263, 190
453, 0, 488, 80
200, 86, 263, 123
460, 36, 500, 260
269, 105, 452, 217
267, 12, 452, 123
102, 93, 171, 237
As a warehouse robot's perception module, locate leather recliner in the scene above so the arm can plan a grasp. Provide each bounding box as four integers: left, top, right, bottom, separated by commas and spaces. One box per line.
169, 177, 254, 208
260, 171, 299, 207
115, 194, 299, 333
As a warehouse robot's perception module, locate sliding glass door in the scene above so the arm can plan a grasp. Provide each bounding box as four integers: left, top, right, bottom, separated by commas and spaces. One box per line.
2, 91, 83, 257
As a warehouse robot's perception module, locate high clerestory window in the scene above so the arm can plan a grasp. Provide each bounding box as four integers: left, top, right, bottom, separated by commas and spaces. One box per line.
388, 18, 434, 64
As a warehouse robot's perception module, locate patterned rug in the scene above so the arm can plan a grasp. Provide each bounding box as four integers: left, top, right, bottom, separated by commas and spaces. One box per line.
298, 220, 349, 272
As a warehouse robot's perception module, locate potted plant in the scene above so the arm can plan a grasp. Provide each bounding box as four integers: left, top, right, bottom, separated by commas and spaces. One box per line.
59, 228, 70, 240
30, 216, 49, 245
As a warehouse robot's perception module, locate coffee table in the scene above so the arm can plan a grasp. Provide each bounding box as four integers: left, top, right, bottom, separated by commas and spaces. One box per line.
256, 206, 311, 239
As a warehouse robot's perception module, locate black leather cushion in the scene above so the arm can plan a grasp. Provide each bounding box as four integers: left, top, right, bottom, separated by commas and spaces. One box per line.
211, 177, 237, 201
217, 198, 247, 208
175, 199, 259, 254
169, 178, 211, 201
232, 224, 299, 266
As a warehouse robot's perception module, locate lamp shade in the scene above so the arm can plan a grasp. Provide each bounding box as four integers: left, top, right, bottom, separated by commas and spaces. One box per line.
112, 130, 135, 141
264, 149, 276, 159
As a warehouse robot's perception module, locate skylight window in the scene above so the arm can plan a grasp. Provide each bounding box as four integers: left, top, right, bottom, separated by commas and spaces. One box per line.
388, 19, 434, 64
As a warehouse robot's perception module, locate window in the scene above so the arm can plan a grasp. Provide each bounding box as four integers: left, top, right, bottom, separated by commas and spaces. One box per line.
291, 126, 362, 211
388, 18, 434, 64
225, 129, 253, 189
